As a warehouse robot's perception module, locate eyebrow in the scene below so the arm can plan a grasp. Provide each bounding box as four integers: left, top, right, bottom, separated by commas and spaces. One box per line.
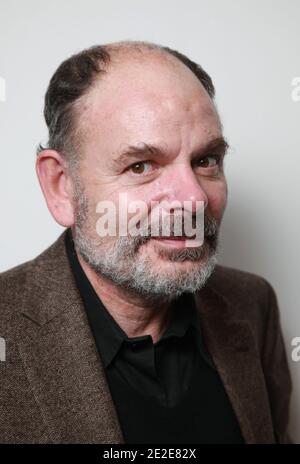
112, 136, 230, 169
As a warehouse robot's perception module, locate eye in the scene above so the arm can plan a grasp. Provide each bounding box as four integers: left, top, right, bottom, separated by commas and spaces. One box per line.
128, 161, 153, 175
195, 154, 221, 168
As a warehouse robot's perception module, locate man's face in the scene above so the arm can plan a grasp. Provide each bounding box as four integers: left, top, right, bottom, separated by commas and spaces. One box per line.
71, 54, 228, 300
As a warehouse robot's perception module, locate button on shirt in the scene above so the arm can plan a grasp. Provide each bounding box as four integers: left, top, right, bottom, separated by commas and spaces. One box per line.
65, 228, 244, 443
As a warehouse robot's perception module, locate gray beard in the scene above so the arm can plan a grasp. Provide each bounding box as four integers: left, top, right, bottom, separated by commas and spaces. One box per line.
71, 189, 220, 303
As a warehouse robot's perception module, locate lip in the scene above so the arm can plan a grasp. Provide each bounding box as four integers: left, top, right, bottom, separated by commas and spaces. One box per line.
152, 237, 201, 248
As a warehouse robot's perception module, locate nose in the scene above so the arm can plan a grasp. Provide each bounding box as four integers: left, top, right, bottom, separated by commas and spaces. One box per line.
161, 163, 208, 214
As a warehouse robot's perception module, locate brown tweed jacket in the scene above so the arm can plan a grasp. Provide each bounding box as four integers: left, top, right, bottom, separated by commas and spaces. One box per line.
0, 228, 292, 444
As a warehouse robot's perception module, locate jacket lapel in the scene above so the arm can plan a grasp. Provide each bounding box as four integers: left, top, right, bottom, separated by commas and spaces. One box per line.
194, 285, 275, 443
17, 228, 275, 444
17, 229, 125, 443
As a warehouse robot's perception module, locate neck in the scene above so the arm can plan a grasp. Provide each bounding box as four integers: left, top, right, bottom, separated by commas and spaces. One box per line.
76, 252, 174, 344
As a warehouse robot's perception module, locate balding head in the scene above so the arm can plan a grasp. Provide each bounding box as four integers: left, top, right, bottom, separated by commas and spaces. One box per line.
37, 40, 216, 171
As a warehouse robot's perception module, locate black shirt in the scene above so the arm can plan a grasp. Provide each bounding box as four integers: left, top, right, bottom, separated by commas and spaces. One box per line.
65, 228, 244, 443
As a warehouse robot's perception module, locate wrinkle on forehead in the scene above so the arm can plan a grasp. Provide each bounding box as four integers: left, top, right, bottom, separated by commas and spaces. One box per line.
76, 54, 221, 154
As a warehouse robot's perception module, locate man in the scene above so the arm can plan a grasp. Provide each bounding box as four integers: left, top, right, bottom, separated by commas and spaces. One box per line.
0, 41, 292, 444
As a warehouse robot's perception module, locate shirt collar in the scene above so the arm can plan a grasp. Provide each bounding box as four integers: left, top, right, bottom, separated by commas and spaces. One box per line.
65, 228, 206, 368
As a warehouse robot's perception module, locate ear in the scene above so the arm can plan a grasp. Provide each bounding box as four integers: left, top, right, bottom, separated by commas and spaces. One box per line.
35, 150, 75, 227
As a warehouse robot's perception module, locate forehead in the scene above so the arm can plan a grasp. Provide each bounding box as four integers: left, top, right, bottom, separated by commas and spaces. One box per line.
78, 56, 221, 155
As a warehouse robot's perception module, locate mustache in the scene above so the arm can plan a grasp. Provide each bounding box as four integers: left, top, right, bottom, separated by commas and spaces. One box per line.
132, 214, 219, 239
127, 215, 219, 254
133, 214, 219, 262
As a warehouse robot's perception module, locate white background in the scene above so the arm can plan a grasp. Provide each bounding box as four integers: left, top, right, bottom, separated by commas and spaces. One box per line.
0, 0, 299, 442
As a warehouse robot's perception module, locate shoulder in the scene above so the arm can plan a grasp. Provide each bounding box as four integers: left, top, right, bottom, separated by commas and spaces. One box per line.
206, 264, 280, 336
0, 229, 68, 329
0, 259, 32, 301
208, 263, 275, 302
0, 259, 33, 335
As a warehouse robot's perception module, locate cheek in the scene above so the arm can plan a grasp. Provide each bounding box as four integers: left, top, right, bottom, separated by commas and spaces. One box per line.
90, 186, 153, 236
205, 180, 228, 220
